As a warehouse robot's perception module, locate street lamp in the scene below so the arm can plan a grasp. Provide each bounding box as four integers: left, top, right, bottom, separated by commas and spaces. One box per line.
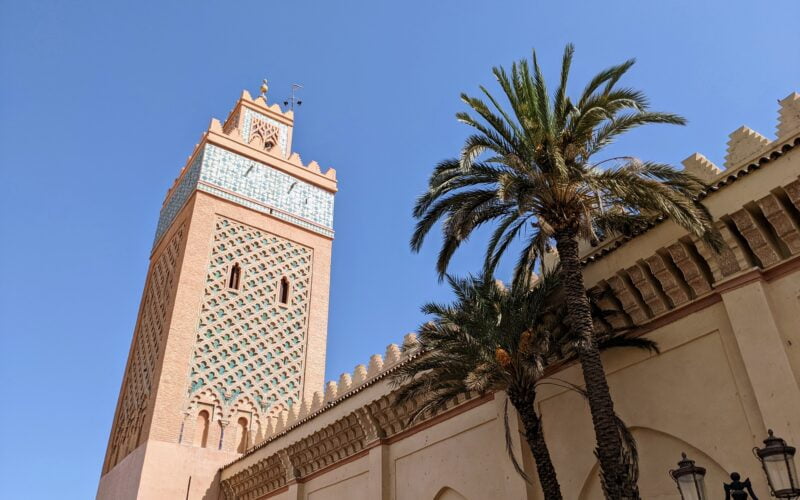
670, 452, 708, 500
753, 429, 800, 499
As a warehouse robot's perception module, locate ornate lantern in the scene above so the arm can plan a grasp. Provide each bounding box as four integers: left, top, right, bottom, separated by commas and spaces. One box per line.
670, 452, 708, 500
753, 429, 800, 499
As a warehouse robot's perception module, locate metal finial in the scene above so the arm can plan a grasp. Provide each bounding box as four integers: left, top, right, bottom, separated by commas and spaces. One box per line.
260, 79, 269, 98
283, 83, 303, 111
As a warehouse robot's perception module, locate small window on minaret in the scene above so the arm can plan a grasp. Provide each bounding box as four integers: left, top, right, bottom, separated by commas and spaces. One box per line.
279, 277, 290, 305
228, 263, 241, 290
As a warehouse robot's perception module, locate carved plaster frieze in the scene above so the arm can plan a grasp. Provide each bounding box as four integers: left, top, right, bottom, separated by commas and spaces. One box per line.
758, 193, 800, 255
625, 264, 669, 316
730, 209, 781, 267
605, 274, 650, 324
644, 253, 690, 307
667, 242, 711, 297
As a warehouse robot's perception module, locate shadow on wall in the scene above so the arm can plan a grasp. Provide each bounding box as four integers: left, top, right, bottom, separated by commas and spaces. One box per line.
578, 427, 728, 499
434, 486, 469, 500
200, 469, 223, 500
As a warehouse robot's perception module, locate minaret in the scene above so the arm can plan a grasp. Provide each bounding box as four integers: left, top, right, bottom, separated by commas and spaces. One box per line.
97, 88, 337, 499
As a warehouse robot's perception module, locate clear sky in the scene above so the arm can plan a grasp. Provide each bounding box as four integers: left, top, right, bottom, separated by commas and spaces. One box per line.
0, 1, 797, 498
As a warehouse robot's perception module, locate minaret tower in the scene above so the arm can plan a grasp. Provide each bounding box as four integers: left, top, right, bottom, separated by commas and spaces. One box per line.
98, 88, 337, 499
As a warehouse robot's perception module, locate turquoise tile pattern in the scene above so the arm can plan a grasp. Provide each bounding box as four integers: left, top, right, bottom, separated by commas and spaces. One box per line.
153, 144, 335, 247
153, 151, 204, 244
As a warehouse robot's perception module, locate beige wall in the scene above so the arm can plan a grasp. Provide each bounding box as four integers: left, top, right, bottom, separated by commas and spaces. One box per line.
220, 266, 798, 498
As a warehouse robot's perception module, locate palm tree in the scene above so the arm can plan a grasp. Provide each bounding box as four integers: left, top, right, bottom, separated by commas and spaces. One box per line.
392, 271, 657, 500
410, 45, 720, 498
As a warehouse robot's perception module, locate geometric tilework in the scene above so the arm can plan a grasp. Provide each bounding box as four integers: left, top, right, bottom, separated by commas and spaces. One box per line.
200, 145, 334, 232
152, 144, 335, 249
106, 223, 186, 471
185, 217, 312, 419
153, 152, 204, 246
196, 184, 334, 239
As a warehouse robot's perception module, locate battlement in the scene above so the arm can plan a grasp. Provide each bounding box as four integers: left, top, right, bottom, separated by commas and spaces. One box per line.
688, 91, 799, 179
151, 90, 338, 249
162, 90, 336, 206
237, 333, 420, 452
576, 91, 800, 263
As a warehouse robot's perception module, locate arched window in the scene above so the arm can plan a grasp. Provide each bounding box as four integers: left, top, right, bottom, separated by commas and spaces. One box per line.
235, 417, 249, 453
195, 410, 210, 448
279, 277, 290, 304
228, 263, 241, 290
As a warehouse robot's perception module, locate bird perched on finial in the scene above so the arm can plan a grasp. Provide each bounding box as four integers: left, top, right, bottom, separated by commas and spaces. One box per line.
260, 78, 269, 98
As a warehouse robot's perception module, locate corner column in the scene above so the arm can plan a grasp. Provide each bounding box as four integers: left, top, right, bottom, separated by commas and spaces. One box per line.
355, 407, 390, 499
367, 443, 390, 500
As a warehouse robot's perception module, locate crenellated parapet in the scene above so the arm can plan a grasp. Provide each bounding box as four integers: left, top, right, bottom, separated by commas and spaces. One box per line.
152, 90, 338, 250
580, 91, 800, 265
573, 92, 800, 331
682, 153, 722, 183
217, 333, 481, 500
725, 126, 771, 170
777, 92, 800, 139
246, 333, 420, 448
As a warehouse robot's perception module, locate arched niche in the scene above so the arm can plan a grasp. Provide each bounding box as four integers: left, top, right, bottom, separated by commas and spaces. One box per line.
577, 427, 728, 499
194, 409, 210, 448
433, 486, 468, 500
235, 416, 249, 453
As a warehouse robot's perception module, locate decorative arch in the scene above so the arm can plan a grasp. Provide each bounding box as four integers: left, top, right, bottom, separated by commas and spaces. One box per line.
195, 409, 210, 448
235, 416, 249, 453
191, 387, 223, 407
433, 487, 468, 500
577, 426, 729, 500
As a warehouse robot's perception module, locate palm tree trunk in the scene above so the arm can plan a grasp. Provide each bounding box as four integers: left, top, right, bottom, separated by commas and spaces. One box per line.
555, 231, 639, 499
508, 390, 563, 500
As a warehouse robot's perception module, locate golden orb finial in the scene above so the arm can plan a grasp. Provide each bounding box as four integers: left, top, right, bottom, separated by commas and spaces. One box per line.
259, 78, 269, 98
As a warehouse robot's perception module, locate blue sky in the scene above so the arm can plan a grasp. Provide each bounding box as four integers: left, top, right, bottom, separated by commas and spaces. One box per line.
0, 1, 797, 498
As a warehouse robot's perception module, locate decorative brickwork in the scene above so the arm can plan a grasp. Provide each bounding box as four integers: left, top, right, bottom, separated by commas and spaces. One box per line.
105, 223, 186, 471
241, 108, 288, 157
248, 117, 281, 154
219, 346, 481, 500
185, 217, 313, 426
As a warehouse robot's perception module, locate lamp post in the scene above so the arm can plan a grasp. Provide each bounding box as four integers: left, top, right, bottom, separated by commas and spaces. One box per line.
670, 452, 708, 500
753, 429, 800, 499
